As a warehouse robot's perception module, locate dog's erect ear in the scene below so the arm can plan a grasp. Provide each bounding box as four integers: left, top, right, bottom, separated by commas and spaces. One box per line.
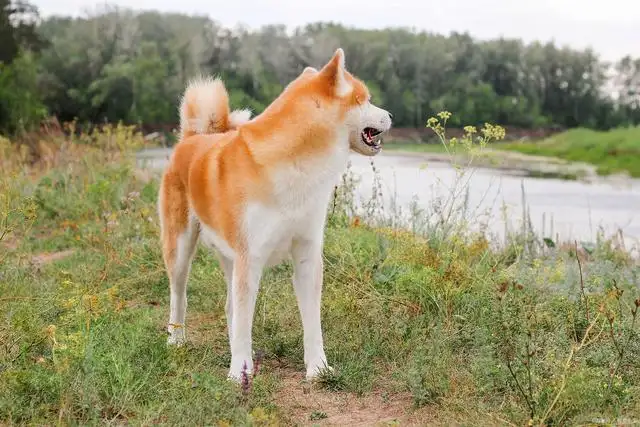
319, 48, 352, 97
328, 48, 346, 69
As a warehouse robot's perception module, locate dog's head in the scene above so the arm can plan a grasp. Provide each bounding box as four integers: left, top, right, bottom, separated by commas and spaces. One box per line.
288, 48, 392, 156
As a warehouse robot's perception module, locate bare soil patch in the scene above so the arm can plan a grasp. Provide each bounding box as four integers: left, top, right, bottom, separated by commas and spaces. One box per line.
273, 369, 433, 426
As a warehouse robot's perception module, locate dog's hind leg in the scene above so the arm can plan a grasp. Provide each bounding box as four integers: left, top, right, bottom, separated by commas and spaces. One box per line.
227, 255, 264, 381
159, 171, 200, 346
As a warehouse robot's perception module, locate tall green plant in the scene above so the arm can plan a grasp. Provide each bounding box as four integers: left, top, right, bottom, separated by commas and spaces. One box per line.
0, 52, 47, 135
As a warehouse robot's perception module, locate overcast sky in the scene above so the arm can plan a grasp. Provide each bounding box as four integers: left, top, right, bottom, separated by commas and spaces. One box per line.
33, 0, 640, 62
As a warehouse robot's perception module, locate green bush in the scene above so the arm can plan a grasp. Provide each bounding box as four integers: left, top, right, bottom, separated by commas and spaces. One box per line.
0, 52, 47, 135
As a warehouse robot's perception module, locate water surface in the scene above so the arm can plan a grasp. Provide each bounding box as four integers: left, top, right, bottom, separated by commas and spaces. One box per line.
137, 148, 640, 244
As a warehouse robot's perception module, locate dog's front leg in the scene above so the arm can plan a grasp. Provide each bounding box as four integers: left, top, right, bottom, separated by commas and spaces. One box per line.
228, 255, 263, 381
292, 238, 331, 379
217, 253, 234, 345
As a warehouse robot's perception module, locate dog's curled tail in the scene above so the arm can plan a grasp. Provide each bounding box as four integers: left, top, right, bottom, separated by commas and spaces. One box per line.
178, 76, 252, 140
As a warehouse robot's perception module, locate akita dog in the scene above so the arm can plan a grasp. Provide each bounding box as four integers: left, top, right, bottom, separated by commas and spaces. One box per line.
158, 48, 392, 381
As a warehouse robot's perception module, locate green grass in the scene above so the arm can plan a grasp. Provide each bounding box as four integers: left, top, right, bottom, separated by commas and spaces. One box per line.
501, 126, 640, 177
1, 130, 639, 426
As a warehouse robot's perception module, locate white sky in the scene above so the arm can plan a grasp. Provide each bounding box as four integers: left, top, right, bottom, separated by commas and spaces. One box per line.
33, 0, 640, 61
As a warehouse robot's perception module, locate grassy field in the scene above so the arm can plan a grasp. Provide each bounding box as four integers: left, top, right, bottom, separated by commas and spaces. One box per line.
500, 127, 640, 177
1, 127, 639, 426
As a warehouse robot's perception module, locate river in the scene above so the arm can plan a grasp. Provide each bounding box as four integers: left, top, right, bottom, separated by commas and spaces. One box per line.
137, 148, 640, 245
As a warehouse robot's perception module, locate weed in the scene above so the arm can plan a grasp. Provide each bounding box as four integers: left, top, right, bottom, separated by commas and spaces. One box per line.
313, 366, 347, 392
309, 410, 328, 421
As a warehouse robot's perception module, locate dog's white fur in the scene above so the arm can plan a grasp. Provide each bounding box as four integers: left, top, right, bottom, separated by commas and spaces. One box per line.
160, 48, 392, 381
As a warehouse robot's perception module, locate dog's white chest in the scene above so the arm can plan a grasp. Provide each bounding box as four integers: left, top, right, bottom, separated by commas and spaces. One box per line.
244, 192, 330, 266
245, 147, 348, 266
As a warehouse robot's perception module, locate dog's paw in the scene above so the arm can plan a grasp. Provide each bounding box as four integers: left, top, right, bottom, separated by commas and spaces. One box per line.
227, 370, 252, 384
167, 325, 186, 346
167, 334, 186, 346
306, 362, 333, 381
227, 367, 253, 383
228, 356, 254, 383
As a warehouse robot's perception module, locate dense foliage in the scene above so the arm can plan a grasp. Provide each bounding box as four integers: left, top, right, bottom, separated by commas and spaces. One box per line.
1, 1, 640, 135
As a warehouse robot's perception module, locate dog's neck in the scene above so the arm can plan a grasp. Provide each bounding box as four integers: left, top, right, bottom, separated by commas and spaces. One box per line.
236, 106, 350, 208
239, 102, 348, 169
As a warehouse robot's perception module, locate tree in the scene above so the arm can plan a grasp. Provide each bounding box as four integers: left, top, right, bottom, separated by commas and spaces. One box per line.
2, 7, 636, 134
0, 52, 46, 133
0, 0, 46, 134
614, 56, 640, 124
0, 0, 43, 64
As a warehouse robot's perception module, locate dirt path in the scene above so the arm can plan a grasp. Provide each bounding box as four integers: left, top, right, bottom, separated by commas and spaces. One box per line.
272, 370, 433, 426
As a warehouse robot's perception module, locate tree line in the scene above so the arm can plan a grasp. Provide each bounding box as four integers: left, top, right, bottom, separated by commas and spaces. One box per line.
1, 1, 639, 136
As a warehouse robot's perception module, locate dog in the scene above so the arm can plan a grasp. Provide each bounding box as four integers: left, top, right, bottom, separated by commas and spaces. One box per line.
158, 48, 392, 381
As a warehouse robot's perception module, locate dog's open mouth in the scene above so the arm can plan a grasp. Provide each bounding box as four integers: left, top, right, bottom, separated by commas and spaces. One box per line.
361, 127, 383, 148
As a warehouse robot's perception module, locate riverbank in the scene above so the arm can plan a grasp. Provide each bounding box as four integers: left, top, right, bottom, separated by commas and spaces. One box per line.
501, 126, 640, 178
384, 142, 601, 182
386, 125, 640, 181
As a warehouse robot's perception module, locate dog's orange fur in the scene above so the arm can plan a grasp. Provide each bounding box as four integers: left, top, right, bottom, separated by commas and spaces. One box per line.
158, 48, 392, 380
160, 50, 370, 273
